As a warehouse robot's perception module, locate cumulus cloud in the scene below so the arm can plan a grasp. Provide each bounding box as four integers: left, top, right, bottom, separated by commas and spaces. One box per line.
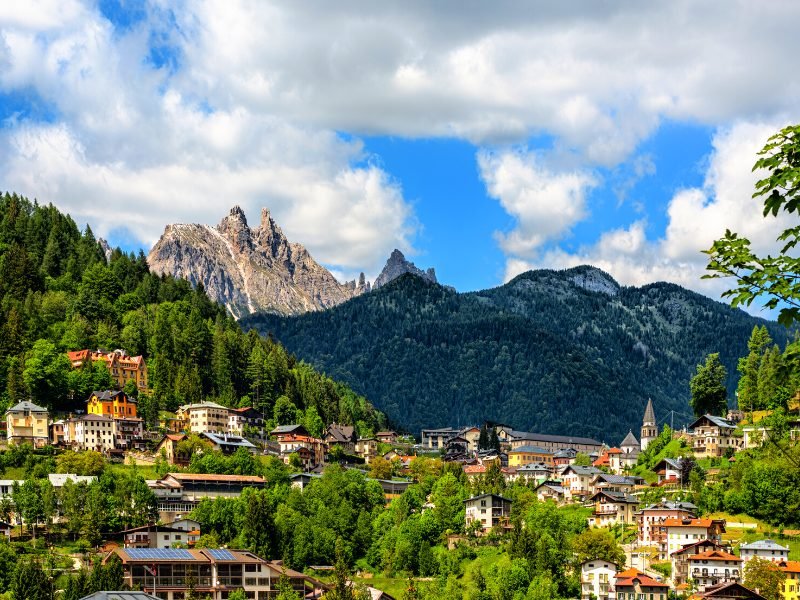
478, 149, 597, 260
504, 120, 796, 309
2, 1, 800, 285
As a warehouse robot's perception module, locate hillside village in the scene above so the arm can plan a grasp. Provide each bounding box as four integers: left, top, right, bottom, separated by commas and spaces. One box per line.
2, 342, 800, 600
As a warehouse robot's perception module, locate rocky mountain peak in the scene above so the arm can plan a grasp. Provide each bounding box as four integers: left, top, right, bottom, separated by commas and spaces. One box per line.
568, 266, 619, 296
147, 205, 369, 318
373, 249, 437, 289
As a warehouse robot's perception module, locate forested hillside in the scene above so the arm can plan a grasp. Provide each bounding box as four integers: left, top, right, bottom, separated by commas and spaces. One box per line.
244, 267, 792, 441
0, 193, 386, 434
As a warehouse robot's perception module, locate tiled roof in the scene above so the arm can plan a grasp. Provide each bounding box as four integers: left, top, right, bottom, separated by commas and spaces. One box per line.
640, 500, 697, 512
553, 448, 577, 458
593, 474, 636, 485
271, 424, 308, 435
663, 517, 718, 528
778, 560, 800, 574
689, 550, 740, 562
690, 414, 736, 430
591, 490, 638, 503
326, 424, 356, 443
79, 593, 161, 600
615, 568, 668, 588
563, 465, 603, 476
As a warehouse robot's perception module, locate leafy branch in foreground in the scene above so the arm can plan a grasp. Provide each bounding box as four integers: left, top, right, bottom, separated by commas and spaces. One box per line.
704, 124, 800, 327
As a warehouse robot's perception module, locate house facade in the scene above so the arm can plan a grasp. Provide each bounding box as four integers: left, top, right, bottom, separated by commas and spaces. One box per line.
581, 559, 618, 600
177, 402, 230, 434
614, 568, 668, 600
739, 539, 790, 564
64, 414, 115, 452
663, 518, 726, 560
671, 540, 723, 587
5, 401, 49, 447
464, 494, 512, 532
508, 445, 554, 467
687, 550, 742, 592
690, 415, 741, 459
68, 349, 149, 392
587, 490, 639, 527
635, 500, 697, 550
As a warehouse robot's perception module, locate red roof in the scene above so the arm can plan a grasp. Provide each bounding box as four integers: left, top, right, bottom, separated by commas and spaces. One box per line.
615, 568, 669, 588
663, 518, 717, 528
689, 550, 740, 562
778, 561, 800, 574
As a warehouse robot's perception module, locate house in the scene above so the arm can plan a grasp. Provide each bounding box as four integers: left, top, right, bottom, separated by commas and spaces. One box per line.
154, 433, 189, 465
64, 414, 115, 452
739, 539, 790, 564
508, 445, 554, 467
278, 434, 325, 467
68, 349, 149, 393
0, 521, 10, 539
325, 423, 357, 453
122, 523, 200, 548
271, 424, 310, 440
663, 517, 726, 560
463, 464, 487, 481
515, 462, 552, 482
113, 416, 145, 450
105, 547, 316, 600
580, 559, 618, 600
376, 431, 397, 444
687, 549, 742, 592
671, 540, 725, 587
777, 560, 800, 600
534, 481, 568, 504
587, 490, 639, 527
445, 435, 471, 457
200, 432, 256, 454
355, 438, 379, 463
420, 427, 460, 450
289, 472, 322, 490
5, 401, 49, 447
48, 473, 97, 489
695, 582, 766, 600
227, 406, 265, 437
689, 415, 741, 459
87, 390, 138, 418
590, 474, 641, 495
653, 457, 685, 485
613, 568, 668, 600
149, 473, 266, 522
635, 500, 697, 549
560, 465, 603, 499
464, 493, 512, 532
50, 420, 65, 445
177, 402, 230, 434
457, 426, 482, 452
553, 448, 578, 466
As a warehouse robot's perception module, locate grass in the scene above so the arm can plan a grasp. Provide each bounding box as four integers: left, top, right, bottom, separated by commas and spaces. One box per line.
708, 511, 800, 560
107, 462, 162, 480
352, 575, 410, 597
0, 466, 26, 479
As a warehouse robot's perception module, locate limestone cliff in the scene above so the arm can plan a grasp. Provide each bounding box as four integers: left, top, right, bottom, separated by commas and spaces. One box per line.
147, 206, 369, 318
373, 249, 437, 290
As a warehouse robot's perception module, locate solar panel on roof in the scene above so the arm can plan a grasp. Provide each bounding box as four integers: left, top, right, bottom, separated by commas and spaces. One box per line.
126, 548, 194, 560
208, 549, 235, 560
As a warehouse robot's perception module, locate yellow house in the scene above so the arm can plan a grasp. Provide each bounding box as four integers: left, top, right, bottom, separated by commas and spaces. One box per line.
68, 349, 149, 393
508, 445, 554, 467
87, 390, 137, 418
5, 401, 49, 447
779, 560, 800, 600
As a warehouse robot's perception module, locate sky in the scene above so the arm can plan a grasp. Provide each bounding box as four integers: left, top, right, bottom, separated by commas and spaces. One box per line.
0, 1, 798, 312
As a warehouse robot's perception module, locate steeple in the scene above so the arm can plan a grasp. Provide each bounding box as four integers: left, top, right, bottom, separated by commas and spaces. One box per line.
640, 398, 658, 451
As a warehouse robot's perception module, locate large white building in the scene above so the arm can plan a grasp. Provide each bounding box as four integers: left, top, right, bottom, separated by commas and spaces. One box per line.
580, 559, 618, 600
739, 540, 790, 564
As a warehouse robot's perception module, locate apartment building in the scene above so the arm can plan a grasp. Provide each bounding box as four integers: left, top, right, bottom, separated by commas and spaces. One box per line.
689, 415, 741, 459
68, 349, 149, 393
581, 559, 618, 600
5, 401, 49, 447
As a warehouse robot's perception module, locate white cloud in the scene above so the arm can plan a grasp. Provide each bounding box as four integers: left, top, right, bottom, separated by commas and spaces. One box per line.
478, 149, 597, 259
505, 120, 796, 310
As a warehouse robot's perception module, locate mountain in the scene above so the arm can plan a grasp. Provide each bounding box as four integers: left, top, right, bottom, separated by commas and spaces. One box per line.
373, 249, 437, 289
241, 266, 792, 442
148, 206, 369, 318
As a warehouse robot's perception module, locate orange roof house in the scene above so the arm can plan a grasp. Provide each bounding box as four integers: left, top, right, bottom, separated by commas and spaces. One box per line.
68, 349, 149, 393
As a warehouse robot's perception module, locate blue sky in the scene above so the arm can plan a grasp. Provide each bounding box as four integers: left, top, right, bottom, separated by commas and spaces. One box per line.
0, 2, 798, 306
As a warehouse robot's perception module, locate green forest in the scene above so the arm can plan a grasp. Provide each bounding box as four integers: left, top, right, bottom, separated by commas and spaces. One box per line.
0, 193, 386, 435
244, 266, 792, 441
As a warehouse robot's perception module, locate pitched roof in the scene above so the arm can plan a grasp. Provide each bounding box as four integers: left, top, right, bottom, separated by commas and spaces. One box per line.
509, 430, 602, 447
590, 490, 639, 504
593, 474, 636, 485
643, 398, 656, 425
464, 493, 511, 504
271, 424, 309, 435
639, 500, 697, 512
740, 539, 789, 551
689, 414, 736, 430
165, 472, 265, 483
5, 400, 48, 413
689, 549, 740, 562
326, 423, 356, 443
663, 517, 722, 529
79, 593, 161, 600
778, 560, 800, 574
202, 432, 256, 449
671, 540, 723, 556
510, 445, 550, 454
615, 568, 668, 588
563, 465, 603, 476
698, 582, 766, 600
553, 448, 578, 458
90, 390, 127, 401
621, 430, 640, 448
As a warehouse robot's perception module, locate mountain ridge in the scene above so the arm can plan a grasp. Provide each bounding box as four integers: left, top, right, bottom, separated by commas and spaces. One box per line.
241, 266, 791, 442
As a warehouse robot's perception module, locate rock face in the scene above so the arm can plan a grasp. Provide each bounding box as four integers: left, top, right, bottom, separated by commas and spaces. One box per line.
148, 206, 369, 318
373, 249, 437, 290
98, 238, 113, 263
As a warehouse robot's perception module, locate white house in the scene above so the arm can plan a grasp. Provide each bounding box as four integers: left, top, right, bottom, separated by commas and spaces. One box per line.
581, 559, 618, 600
739, 540, 790, 564
687, 549, 741, 592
